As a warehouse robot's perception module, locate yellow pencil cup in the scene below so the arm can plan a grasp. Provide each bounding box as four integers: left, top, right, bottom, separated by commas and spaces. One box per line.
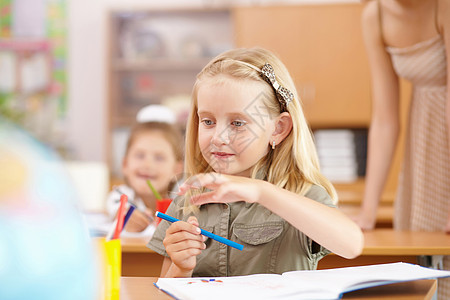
95, 237, 121, 300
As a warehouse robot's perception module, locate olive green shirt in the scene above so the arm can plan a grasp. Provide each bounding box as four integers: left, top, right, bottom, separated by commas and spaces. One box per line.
147, 184, 336, 277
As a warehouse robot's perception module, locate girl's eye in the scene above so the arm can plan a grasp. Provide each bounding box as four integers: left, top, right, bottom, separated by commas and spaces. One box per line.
201, 119, 214, 126
232, 120, 247, 127
155, 154, 166, 162
134, 152, 145, 160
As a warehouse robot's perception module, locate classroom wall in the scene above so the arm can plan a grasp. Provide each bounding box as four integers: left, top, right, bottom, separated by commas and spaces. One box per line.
66, 0, 359, 163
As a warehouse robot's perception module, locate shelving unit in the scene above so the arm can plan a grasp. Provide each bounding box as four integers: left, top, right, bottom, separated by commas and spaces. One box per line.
107, 8, 233, 175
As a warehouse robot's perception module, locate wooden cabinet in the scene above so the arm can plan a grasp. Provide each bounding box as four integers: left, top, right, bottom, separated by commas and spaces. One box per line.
233, 4, 372, 128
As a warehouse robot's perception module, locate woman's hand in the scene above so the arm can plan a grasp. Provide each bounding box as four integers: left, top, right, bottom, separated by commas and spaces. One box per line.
352, 212, 377, 231
178, 172, 262, 206
445, 214, 450, 234
163, 216, 206, 277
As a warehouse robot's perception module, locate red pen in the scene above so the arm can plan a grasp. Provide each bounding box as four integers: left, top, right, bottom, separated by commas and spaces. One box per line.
113, 194, 128, 239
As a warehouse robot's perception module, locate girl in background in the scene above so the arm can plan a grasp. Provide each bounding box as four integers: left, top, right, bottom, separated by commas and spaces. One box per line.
106, 105, 183, 235
148, 48, 363, 278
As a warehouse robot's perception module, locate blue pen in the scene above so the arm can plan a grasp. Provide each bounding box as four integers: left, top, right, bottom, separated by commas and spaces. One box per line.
156, 211, 244, 251
120, 204, 136, 234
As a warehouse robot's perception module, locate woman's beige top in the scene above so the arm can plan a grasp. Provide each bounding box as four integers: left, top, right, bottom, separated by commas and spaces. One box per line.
387, 35, 449, 232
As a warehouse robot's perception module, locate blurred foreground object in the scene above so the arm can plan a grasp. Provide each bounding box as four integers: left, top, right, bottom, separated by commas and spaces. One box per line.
0, 118, 97, 300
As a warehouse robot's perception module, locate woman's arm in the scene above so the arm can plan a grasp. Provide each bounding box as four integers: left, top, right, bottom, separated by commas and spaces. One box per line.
356, 1, 400, 230
439, 0, 450, 233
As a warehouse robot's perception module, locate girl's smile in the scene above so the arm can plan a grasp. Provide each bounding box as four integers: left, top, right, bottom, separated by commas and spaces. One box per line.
211, 151, 235, 159
135, 172, 157, 180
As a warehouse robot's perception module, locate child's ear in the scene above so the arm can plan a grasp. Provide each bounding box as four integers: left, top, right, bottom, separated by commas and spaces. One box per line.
271, 112, 293, 147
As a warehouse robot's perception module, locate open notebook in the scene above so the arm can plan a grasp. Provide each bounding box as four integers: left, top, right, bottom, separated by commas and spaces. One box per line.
155, 262, 450, 300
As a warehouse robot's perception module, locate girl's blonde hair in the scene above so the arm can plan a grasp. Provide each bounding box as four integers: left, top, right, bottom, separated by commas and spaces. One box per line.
184, 47, 337, 204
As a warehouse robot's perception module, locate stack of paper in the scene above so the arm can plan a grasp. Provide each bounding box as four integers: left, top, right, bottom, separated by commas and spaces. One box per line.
314, 129, 367, 183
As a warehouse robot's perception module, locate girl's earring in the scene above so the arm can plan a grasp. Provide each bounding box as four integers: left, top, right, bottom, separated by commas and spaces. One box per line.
272, 140, 276, 150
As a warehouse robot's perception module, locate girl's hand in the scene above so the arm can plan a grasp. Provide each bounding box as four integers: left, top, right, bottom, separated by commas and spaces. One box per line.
178, 172, 262, 206
124, 209, 152, 232
163, 216, 206, 276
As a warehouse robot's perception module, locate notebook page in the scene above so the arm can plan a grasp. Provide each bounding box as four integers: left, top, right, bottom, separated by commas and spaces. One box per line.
156, 274, 339, 300
281, 262, 450, 295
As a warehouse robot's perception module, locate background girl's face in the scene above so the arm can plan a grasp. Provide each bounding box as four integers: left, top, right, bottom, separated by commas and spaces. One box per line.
122, 130, 179, 198
197, 76, 276, 177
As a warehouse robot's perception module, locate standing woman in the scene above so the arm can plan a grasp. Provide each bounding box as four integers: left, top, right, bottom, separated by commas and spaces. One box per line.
355, 0, 450, 298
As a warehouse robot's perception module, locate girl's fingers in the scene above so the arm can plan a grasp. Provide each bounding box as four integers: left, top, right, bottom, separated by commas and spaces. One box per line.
161, 216, 205, 273
164, 231, 203, 247
190, 190, 220, 205
209, 183, 231, 202
144, 208, 154, 218
187, 216, 199, 227
166, 220, 201, 237
165, 237, 206, 253
163, 220, 206, 258
179, 173, 227, 193
189, 183, 242, 206
164, 219, 203, 243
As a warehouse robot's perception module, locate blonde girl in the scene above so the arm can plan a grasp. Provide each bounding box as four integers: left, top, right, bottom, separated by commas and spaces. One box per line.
148, 48, 363, 278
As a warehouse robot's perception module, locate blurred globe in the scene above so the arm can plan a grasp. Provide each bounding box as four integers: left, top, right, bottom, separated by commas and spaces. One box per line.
0, 118, 97, 300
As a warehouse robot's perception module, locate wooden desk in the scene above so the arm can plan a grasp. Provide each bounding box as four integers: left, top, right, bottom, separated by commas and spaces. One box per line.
121, 237, 163, 277
121, 230, 450, 276
358, 229, 450, 256
319, 229, 450, 269
120, 277, 437, 300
